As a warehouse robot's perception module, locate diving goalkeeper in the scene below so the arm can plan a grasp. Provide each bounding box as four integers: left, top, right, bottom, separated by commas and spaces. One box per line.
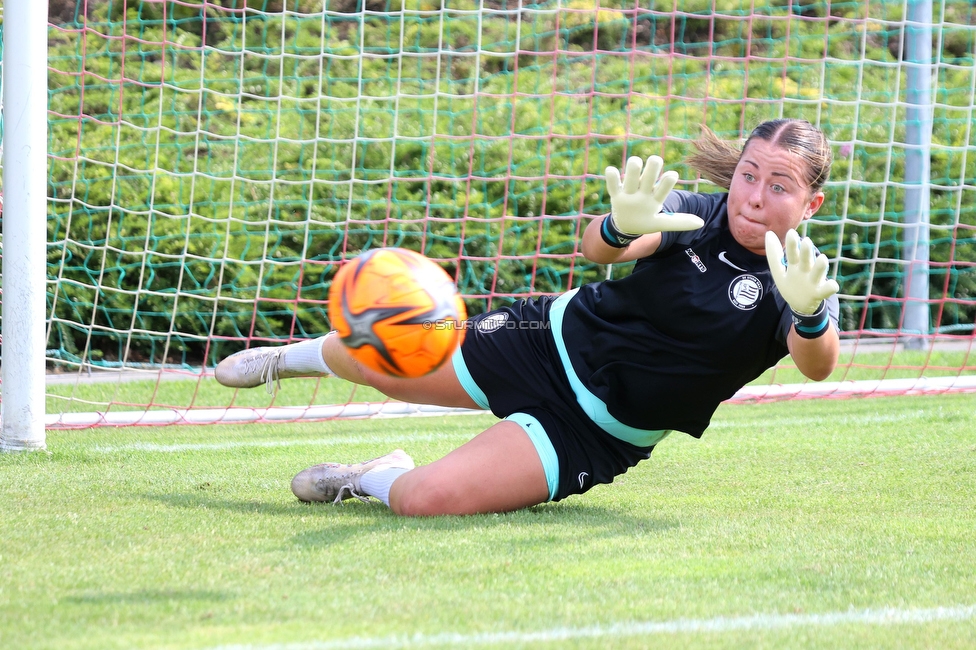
215, 118, 840, 516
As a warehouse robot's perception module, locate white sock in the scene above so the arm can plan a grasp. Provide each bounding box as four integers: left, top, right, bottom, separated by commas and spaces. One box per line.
281, 333, 335, 376
360, 466, 411, 507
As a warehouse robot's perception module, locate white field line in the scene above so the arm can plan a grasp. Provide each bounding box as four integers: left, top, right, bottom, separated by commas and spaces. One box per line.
46, 403, 484, 428
205, 604, 976, 650
47, 375, 976, 429
89, 409, 937, 454
730, 374, 976, 401
705, 409, 936, 429
91, 431, 471, 454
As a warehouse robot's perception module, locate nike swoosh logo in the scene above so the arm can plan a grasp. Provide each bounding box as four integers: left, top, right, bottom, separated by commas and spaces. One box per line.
718, 251, 748, 272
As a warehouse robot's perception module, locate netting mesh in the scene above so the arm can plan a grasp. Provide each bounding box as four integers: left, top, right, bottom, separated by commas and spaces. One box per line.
0, 1, 974, 424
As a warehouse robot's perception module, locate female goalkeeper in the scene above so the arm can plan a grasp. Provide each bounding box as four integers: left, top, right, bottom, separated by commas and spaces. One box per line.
215, 118, 841, 516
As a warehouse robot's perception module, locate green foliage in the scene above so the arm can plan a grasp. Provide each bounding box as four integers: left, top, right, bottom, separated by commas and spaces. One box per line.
1, 1, 974, 367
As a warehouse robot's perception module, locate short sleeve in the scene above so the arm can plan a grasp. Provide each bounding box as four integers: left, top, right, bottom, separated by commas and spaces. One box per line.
656, 190, 728, 253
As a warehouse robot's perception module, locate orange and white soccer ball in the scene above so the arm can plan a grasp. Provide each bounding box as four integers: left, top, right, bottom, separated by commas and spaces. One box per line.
328, 248, 467, 378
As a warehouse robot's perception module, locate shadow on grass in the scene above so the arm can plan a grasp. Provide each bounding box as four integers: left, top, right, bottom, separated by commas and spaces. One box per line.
139, 491, 305, 517
139, 490, 679, 546
62, 589, 229, 604
291, 500, 679, 547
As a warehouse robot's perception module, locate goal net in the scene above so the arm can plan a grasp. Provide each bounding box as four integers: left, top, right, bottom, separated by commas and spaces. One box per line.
1, 0, 974, 428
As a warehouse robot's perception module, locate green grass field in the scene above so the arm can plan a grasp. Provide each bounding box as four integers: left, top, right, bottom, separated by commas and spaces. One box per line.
2, 391, 975, 649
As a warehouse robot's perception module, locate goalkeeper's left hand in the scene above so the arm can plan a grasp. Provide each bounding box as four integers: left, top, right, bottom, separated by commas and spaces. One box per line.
601, 156, 704, 247
765, 229, 839, 316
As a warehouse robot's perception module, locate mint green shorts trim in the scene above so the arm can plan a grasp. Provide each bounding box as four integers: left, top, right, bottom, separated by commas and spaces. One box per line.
506, 412, 559, 502
451, 346, 490, 410
548, 289, 671, 449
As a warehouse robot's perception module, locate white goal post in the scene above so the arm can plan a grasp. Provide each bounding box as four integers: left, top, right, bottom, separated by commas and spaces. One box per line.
1, 0, 48, 451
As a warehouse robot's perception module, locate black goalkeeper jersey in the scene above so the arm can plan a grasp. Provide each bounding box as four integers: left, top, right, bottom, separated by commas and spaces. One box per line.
559, 190, 839, 437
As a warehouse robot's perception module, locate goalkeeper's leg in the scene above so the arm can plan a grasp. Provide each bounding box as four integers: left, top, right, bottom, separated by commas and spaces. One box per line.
291, 419, 550, 515
214, 331, 478, 409
389, 420, 550, 515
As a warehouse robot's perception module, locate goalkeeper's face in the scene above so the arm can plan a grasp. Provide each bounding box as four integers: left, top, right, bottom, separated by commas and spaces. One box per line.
726, 139, 825, 255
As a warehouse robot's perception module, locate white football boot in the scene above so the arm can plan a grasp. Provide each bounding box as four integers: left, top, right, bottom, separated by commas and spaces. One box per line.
291, 449, 415, 504
215, 335, 335, 393
214, 347, 292, 393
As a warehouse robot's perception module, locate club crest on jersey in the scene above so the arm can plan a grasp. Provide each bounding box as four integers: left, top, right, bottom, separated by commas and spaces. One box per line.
684, 248, 707, 273
728, 274, 764, 310
477, 312, 509, 333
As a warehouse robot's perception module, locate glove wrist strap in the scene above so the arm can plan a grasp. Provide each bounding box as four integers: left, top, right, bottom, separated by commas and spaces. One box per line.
600, 214, 640, 248
791, 301, 830, 339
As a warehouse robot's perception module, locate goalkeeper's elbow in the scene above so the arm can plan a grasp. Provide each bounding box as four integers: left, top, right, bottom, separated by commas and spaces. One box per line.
789, 326, 839, 381
801, 360, 836, 382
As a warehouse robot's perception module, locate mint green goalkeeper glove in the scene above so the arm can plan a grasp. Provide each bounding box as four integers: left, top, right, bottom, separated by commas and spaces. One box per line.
765, 229, 840, 339
601, 155, 704, 248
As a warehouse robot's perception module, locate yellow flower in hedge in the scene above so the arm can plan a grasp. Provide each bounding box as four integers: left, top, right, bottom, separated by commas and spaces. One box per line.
562, 0, 625, 30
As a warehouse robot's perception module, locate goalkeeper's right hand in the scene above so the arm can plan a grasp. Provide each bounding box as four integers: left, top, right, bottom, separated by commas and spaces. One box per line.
765, 229, 839, 316
601, 155, 704, 247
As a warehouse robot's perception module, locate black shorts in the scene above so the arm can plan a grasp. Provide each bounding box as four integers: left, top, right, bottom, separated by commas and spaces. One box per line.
454, 296, 660, 502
